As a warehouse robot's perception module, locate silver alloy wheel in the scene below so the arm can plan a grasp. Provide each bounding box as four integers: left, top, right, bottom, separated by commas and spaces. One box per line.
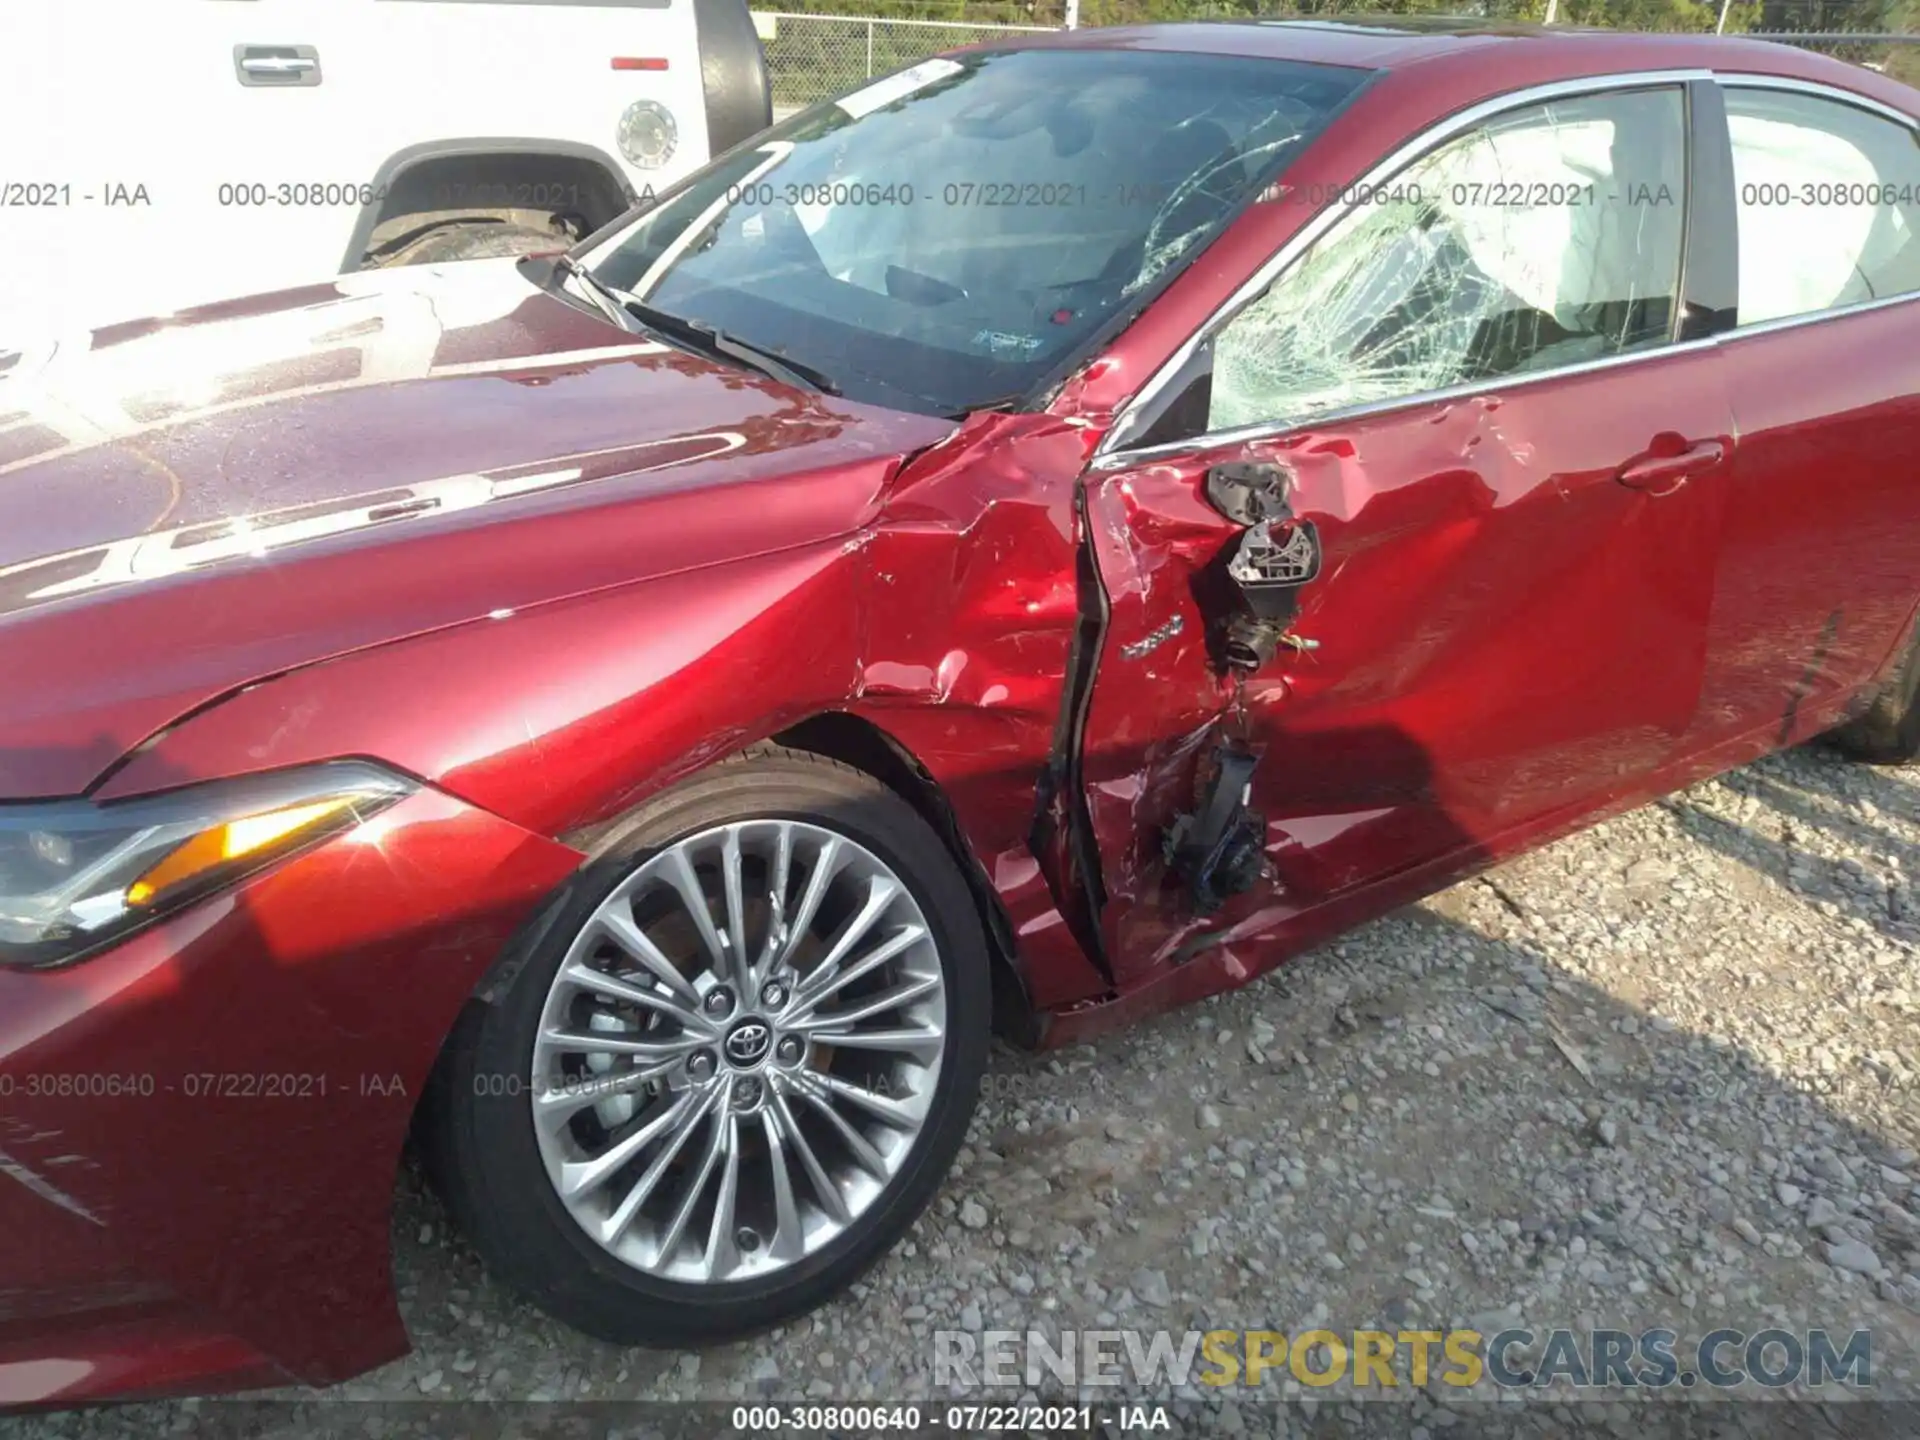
531, 819, 947, 1284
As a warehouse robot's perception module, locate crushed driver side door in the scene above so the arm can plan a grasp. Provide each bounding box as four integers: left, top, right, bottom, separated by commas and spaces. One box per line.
1065, 79, 1738, 986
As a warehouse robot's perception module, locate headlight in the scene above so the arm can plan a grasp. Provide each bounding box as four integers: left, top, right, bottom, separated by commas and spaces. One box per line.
0, 762, 413, 968
617, 100, 678, 169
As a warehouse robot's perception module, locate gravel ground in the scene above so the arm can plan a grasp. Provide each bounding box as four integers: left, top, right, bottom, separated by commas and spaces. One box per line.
12, 744, 1920, 1438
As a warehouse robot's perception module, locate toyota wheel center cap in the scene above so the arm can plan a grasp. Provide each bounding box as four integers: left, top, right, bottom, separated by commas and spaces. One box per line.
723, 1017, 774, 1067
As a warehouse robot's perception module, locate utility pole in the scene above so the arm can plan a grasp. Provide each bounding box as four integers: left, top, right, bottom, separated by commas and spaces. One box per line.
1064, 0, 1081, 28
1542, 0, 1559, 23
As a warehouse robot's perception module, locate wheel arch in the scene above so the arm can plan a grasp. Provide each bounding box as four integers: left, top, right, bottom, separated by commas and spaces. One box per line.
768, 714, 1042, 1048
396, 701, 1051, 1223
1825, 597, 1920, 763
443, 712, 1043, 1048
339, 138, 638, 272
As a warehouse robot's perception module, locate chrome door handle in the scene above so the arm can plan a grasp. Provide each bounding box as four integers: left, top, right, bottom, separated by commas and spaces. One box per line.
235, 45, 322, 86
241, 56, 315, 75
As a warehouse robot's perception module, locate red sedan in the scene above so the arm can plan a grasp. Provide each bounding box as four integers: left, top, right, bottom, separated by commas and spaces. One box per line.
2, 18, 1918, 1407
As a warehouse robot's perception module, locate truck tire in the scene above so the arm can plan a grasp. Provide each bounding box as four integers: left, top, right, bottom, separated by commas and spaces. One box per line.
378, 221, 565, 267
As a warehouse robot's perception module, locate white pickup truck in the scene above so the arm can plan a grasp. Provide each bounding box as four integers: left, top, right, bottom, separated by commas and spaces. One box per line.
0, 0, 771, 337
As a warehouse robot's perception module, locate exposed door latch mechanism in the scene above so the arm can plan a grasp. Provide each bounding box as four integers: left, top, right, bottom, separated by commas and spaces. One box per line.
1163, 741, 1265, 915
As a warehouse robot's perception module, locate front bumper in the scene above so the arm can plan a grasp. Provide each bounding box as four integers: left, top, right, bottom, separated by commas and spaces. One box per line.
0, 787, 582, 1408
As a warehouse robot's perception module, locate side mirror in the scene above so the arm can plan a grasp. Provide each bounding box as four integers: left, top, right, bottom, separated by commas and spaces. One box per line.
1203, 460, 1321, 673
1203, 459, 1291, 525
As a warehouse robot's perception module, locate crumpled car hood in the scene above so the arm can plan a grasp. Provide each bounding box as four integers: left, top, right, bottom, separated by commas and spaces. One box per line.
0, 260, 954, 799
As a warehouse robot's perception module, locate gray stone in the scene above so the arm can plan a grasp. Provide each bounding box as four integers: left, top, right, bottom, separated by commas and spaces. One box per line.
1132, 1268, 1173, 1307
1826, 1239, 1883, 1276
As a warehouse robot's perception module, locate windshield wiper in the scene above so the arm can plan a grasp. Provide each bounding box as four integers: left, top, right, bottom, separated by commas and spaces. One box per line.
528, 254, 841, 397
619, 296, 841, 397
950, 394, 1023, 420
544, 253, 642, 334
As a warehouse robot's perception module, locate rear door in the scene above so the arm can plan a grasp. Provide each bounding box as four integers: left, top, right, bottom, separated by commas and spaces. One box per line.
1069, 78, 1739, 979
1689, 76, 1920, 749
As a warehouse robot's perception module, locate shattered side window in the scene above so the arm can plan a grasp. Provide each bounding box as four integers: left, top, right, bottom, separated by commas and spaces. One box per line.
1207, 87, 1687, 434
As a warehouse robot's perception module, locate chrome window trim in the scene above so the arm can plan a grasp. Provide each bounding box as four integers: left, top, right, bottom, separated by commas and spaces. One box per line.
1094, 68, 1713, 462
1715, 286, 1920, 346
1090, 334, 1727, 470
1713, 71, 1920, 135
1091, 275, 1920, 472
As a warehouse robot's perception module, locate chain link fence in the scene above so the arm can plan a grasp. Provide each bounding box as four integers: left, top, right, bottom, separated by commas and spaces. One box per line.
753, 2, 1920, 112
756, 11, 1054, 112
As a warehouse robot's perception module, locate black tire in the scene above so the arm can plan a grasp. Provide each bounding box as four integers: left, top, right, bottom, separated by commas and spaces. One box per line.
420, 746, 990, 1346
378, 221, 563, 267
1826, 615, 1920, 765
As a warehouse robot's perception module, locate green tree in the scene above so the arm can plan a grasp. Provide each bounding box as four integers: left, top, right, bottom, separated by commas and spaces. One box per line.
1561, 0, 1719, 28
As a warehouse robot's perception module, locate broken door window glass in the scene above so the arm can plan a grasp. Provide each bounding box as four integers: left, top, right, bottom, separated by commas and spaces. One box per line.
1206, 86, 1687, 434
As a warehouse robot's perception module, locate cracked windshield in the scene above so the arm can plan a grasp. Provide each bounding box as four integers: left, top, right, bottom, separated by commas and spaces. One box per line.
582, 48, 1369, 414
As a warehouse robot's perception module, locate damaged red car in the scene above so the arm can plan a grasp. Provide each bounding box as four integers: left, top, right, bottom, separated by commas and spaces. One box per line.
4, 19, 1920, 1407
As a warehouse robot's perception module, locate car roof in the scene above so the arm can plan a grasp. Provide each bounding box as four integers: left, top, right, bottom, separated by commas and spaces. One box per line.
1007, 17, 1657, 68
966, 18, 1920, 119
